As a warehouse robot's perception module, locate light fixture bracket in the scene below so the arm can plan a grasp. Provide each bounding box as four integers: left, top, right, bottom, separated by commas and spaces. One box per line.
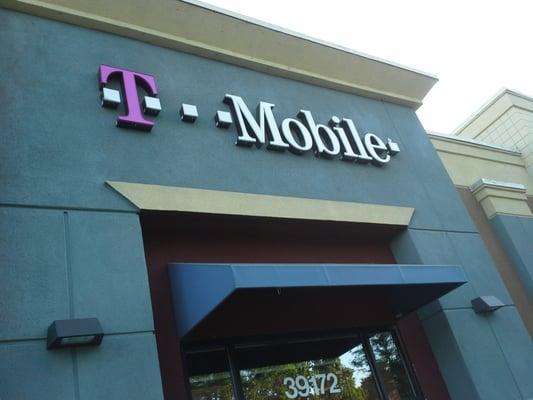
471, 296, 504, 314
47, 318, 104, 350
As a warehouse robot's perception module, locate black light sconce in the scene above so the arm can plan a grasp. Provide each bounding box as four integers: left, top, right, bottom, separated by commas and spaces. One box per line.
471, 296, 504, 314
47, 318, 104, 350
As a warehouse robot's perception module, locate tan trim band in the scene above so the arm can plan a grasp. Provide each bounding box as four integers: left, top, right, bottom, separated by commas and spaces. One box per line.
2, 0, 437, 109
454, 89, 533, 138
107, 181, 414, 226
470, 179, 533, 219
428, 132, 520, 156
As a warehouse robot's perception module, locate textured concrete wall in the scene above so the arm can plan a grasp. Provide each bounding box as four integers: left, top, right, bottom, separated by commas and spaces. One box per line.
491, 215, 533, 303
0, 9, 470, 232
391, 229, 533, 400
0, 208, 163, 399
1, 8, 532, 400
430, 134, 532, 194
475, 107, 528, 149
456, 188, 533, 336
470, 100, 533, 175
430, 132, 533, 336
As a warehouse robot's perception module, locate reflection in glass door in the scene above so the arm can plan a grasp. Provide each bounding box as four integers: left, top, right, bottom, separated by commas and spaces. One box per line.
186, 330, 420, 400
368, 332, 417, 400
186, 349, 234, 400
237, 336, 381, 400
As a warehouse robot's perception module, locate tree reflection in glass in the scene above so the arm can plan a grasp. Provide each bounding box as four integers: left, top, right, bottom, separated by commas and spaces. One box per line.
187, 349, 235, 400
189, 372, 234, 400
238, 338, 381, 400
185, 332, 419, 400
343, 343, 381, 400
368, 332, 416, 400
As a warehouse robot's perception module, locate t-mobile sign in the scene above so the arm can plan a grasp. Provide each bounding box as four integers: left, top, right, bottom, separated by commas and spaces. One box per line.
99, 64, 400, 166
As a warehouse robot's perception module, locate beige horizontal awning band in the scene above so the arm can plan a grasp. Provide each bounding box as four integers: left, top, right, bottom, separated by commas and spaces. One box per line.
107, 181, 414, 226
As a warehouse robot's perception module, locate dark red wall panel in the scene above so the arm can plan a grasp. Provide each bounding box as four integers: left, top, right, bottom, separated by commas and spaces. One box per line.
141, 211, 449, 400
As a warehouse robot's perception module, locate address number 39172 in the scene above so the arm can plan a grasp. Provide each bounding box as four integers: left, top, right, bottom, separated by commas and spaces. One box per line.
283, 373, 341, 398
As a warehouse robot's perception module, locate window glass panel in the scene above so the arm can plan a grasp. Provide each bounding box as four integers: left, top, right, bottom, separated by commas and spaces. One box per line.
368, 332, 416, 400
187, 349, 235, 400
237, 336, 381, 400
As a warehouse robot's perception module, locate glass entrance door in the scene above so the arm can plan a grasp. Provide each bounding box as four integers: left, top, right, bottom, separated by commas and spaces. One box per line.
185, 330, 420, 400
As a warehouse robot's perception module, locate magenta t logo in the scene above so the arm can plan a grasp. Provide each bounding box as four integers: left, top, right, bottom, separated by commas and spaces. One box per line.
99, 65, 161, 132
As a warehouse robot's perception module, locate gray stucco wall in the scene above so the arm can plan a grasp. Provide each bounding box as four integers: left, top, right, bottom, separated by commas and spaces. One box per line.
491, 214, 533, 303
0, 207, 163, 399
1, 8, 532, 400
391, 229, 533, 400
0, 8, 473, 230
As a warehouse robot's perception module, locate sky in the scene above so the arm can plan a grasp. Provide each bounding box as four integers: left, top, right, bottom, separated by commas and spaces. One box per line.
200, 0, 533, 134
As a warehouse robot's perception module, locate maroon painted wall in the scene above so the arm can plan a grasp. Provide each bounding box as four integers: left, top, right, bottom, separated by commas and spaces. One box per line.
141, 211, 449, 400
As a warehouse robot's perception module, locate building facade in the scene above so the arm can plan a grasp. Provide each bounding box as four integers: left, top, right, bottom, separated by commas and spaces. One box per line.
1, 1, 532, 400
430, 88, 533, 339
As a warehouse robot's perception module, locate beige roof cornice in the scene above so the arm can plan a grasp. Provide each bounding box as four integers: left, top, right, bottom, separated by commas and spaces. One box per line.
2, 0, 437, 109
453, 88, 533, 138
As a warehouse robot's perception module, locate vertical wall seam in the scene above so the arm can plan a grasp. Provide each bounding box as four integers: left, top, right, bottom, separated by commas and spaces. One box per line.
445, 232, 477, 297
422, 234, 482, 398
515, 217, 532, 277
71, 349, 81, 400
448, 231, 523, 397
499, 217, 533, 294
63, 211, 75, 318
517, 216, 530, 243
422, 309, 481, 400
487, 317, 526, 399
64, 211, 81, 400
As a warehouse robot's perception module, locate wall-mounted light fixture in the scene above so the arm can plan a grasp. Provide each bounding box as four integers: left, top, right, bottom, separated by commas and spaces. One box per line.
471, 296, 504, 314
47, 318, 104, 350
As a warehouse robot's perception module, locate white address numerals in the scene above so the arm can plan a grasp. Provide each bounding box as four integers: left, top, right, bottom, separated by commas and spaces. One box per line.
283, 373, 341, 398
